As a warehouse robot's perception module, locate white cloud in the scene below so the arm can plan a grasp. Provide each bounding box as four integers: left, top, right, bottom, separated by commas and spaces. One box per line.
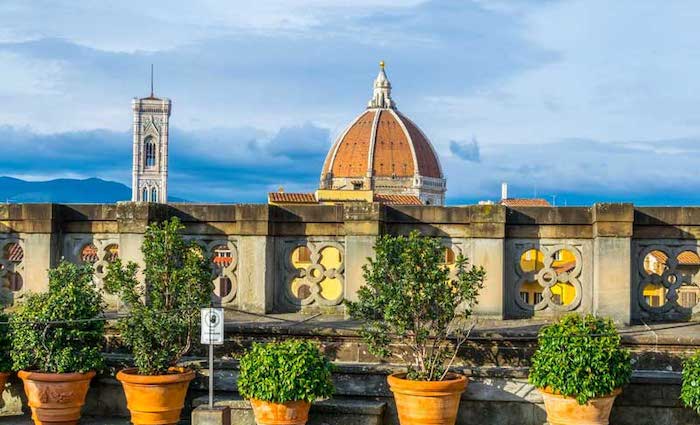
0, 0, 426, 53
422, 0, 700, 150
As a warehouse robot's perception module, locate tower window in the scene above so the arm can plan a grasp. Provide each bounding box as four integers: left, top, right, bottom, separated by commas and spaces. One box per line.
142, 187, 148, 202
144, 137, 156, 168
151, 187, 158, 203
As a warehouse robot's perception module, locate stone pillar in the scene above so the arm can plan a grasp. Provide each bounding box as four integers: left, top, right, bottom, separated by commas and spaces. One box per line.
237, 235, 273, 313
236, 205, 273, 313
592, 203, 634, 324
116, 202, 151, 278
18, 204, 58, 294
343, 203, 383, 304
469, 204, 506, 319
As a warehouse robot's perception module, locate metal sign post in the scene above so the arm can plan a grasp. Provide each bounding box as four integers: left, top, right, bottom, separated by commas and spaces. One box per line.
201, 306, 224, 408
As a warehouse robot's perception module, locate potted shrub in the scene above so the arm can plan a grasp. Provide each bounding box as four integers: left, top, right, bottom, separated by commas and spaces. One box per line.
237, 339, 334, 425
105, 217, 212, 425
681, 351, 700, 415
529, 314, 632, 425
0, 310, 11, 397
10, 261, 104, 425
346, 230, 485, 425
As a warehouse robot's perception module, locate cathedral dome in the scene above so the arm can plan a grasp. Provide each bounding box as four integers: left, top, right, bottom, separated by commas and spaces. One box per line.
319, 62, 446, 205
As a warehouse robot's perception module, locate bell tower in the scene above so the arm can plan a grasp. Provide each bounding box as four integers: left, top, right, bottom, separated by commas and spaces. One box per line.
131, 67, 171, 203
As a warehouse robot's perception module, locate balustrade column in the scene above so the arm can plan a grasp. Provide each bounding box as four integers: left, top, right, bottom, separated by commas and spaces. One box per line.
592, 203, 634, 324
470, 204, 507, 319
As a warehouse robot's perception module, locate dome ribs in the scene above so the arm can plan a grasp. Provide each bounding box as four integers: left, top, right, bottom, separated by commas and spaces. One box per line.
397, 112, 442, 178
372, 110, 414, 177
329, 110, 375, 177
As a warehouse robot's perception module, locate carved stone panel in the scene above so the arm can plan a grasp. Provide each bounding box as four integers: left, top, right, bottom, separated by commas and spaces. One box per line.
506, 239, 592, 318
185, 236, 239, 306
63, 234, 120, 310
275, 237, 345, 312
633, 240, 700, 321
0, 236, 24, 307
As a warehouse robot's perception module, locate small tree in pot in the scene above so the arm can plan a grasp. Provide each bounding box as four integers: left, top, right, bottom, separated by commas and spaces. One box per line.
346, 230, 485, 425
238, 340, 334, 425
529, 314, 632, 425
681, 351, 700, 416
105, 217, 212, 425
11, 261, 104, 425
0, 310, 12, 398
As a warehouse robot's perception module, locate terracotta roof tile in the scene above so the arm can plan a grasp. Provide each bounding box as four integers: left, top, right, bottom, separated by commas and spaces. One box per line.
373, 194, 423, 205
554, 261, 576, 274
5, 243, 23, 262
268, 192, 317, 204
499, 198, 551, 207
329, 110, 375, 177
323, 109, 442, 180
372, 110, 415, 177
397, 112, 441, 178
651, 250, 700, 266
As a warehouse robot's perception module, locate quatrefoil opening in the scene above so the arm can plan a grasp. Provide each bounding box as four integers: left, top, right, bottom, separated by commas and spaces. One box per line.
516, 247, 581, 311
641, 249, 700, 310
289, 244, 344, 306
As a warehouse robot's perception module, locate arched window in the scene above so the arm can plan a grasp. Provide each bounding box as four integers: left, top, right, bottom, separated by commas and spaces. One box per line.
151, 187, 158, 203
144, 137, 156, 168
142, 187, 148, 202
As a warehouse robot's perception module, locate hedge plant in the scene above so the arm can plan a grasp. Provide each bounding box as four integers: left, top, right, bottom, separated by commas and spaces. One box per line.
0, 311, 11, 373
105, 217, 212, 375
529, 314, 632, 405
346, 230, 486, 381
681, 351, 700, 414
238, 340, 334, 403
10, 261, 105, 373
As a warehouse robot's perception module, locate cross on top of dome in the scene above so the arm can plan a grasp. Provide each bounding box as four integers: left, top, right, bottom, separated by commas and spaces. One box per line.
368, 61, 396, 110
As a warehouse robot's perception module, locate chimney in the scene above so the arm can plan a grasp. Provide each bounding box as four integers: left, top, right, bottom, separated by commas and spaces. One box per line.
501, 182, 508, 201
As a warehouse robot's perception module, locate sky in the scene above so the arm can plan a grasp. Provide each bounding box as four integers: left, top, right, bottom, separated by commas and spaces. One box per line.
1, 0, 700, 205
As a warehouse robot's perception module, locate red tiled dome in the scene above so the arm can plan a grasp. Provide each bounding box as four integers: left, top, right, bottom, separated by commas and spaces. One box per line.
318, 62, 446, 206
322, 108, 442, 180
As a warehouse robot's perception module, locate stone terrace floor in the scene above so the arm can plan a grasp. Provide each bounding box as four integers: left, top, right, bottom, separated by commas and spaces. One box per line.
220, 310, 700, 344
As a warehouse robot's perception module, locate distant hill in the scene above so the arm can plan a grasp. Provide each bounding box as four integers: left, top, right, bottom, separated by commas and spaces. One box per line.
0, 177, 185, 203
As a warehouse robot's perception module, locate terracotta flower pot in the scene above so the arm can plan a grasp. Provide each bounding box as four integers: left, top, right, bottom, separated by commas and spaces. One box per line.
387, 372, 468, 425
0, 371, 11, 398
539, 387, 622, 425
249, 399, 311, 425
116, 367, 195, 425
18, 370, 95, 425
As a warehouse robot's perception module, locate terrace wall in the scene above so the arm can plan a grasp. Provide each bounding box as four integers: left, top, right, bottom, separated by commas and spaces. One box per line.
2, 202, 699, 323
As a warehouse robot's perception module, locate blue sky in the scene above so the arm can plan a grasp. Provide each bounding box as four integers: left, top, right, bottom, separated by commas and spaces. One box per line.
1, 0, 700, 205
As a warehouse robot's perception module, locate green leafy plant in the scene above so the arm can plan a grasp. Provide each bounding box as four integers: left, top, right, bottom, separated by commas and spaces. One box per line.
681, 351, 700, 415
346, 230, 486, 381
0, 311, 11, 372
529, 314, 632, 405
10, 261, 104, 373
237, 340, 334, 403
105, 217, 212, 375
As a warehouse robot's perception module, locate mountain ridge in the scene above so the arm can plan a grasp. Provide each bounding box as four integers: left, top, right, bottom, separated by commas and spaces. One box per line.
0, 176, 186, 203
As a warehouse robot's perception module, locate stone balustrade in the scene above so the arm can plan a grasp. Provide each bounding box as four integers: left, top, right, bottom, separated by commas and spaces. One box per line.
2, 202, 700, 324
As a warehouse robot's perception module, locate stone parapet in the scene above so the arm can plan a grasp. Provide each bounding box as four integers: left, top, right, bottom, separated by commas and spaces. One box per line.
2, 202, 700, 322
